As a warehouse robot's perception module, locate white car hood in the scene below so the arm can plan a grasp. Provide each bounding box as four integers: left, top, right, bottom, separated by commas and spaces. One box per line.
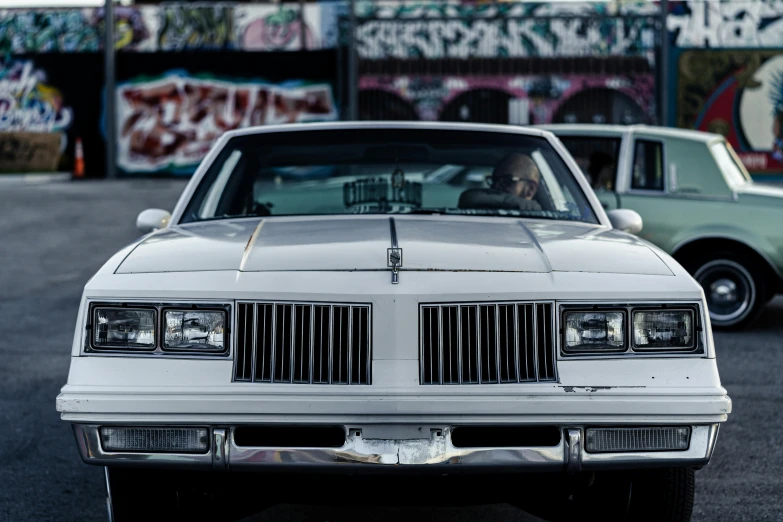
115, 216, 673, 276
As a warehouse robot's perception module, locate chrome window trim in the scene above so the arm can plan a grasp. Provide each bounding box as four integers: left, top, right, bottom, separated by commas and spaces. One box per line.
81, 298, 232, 359
556, 300, 706, 360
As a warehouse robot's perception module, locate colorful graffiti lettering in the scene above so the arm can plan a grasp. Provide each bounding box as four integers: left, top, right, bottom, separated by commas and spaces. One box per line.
359, 74, 655, 125
0, 60, 73, 133
237, 5, 318, 51
91, 6, 156, 51
116, 72, 338, 173
355, 6, 658, 60
668, 0, 783, 48
0, 9, 100, 53
158, 4, 233, 51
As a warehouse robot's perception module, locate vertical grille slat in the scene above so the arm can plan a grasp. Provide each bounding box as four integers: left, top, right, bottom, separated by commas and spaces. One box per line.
233, 302, 371, 385
421, 302, 556, 385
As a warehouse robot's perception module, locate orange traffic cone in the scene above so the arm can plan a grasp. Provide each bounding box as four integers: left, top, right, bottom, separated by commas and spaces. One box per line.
72, 137, 85, 179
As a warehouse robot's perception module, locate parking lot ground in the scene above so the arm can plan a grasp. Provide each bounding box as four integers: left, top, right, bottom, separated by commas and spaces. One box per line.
0, 179, 780, 521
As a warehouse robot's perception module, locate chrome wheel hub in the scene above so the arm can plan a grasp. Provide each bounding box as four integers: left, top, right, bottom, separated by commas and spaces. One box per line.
709, 278, 738, 305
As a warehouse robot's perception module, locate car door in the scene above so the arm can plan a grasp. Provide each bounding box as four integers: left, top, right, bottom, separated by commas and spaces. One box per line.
555, 134, 622, 211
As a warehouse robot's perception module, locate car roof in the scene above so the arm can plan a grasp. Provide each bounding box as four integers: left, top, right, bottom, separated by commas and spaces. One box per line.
536, 123, 723, 143
222, 120, 551, 139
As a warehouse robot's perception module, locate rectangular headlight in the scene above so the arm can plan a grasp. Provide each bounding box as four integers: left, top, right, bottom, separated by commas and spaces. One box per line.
563, 311, 625, 353
164, 310, 226, 352
93, 307, 155, 350
633, 310, 695, 351
100, 427, 209, 453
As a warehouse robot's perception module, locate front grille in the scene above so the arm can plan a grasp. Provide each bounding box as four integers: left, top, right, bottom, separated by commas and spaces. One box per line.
234, 302, 371, 384
420, 302, 556, 385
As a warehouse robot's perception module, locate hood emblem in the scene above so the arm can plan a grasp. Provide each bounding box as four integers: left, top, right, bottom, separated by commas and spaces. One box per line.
387, 247, 402, 285
387, 217, 402, 284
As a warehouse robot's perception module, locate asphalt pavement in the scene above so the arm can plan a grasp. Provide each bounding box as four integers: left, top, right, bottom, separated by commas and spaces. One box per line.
0, 179, 780, 522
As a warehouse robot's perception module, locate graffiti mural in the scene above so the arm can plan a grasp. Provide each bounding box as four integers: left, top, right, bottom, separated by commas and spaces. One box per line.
0, 9, 100, 53
359, 74, 655, 125
356, 1, 658, 20
116, 71, 338, 174
158, 4, 233, 51
91, 6, 157, 51
235, 5, 322, 51
355, 1, 659, 59
668, 0, 783, 48
0, 59, 73, 134
676, 49, 783, 174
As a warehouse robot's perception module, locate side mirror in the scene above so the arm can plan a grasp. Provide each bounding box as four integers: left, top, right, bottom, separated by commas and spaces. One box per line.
136, 208, 171, 234
606, 209, 643, 235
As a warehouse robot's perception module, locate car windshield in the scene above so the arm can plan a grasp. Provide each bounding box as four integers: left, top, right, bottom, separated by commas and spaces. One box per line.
180, 128, 598, 225
710, 141, 752, 189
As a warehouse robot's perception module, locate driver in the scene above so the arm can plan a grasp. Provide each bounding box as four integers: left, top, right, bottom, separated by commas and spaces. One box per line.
457, 152, 542, 211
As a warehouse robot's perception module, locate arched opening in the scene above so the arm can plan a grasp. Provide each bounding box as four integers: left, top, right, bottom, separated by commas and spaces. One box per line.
439, 89, 514, 124
358, 89, 419, 121
553, 87, 649, 125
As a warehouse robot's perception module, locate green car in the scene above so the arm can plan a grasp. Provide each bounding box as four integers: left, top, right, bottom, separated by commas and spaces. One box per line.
539, 123, 783, 330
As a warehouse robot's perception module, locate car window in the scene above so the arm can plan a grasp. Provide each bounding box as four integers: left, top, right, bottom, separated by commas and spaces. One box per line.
181, 129, 599, 225
710, 141, 752, 189
631, 140, 664, 191
557, 137, 620, 191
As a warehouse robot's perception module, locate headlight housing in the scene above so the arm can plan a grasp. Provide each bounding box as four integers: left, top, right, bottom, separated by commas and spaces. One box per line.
164, 310, 226, 352
93, 307, 156, 350
633, 310, 695, 351
563, 311, 625, 353
560, 304, 702, 356
86, 302, 229, 356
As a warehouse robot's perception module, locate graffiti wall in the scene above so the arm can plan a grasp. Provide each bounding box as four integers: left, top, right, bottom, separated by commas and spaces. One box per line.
0, 58, 73, 134
0, 131, 61, 172
355, 1, 659, 59
115, 71, 338, 174
0, 4, 331, 53
235, 5, 322, 52
675, 49, 783, 173
360, 73, 655, 125
0, 9, 100, 53
668, 0, 783, 49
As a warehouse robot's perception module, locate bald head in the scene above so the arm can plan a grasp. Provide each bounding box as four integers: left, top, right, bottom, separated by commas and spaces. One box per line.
491, 152, 540, 199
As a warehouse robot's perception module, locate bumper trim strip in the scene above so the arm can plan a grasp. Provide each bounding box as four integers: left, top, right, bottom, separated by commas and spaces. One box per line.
72, 424, 720, 471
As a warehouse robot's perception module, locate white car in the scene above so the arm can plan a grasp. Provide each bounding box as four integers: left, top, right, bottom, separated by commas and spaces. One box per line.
56, 122, 731, 522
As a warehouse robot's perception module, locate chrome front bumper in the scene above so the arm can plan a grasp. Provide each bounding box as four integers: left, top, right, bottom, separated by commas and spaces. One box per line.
72, 423, 720, 472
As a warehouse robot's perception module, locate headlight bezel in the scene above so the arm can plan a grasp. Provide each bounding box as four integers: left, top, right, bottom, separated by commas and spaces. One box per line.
559, 303, 704, 358
84, 301, 231, 357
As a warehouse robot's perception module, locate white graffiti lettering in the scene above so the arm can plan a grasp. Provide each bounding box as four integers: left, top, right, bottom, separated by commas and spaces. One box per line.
356, 17, 656, 59
669, 0, 783, 48
0, 61, 72, 133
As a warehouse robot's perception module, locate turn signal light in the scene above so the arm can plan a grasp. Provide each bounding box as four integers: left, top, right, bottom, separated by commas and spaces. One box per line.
100, 427, 209, 454
585, 427, 690, 453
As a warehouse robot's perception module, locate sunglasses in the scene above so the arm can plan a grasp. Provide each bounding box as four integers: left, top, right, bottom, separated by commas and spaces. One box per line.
486, 174, 539, 191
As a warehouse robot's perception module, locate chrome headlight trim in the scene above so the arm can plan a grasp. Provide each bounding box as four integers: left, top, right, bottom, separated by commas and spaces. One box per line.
83, 300, 232, 358
558, 302, 705, 359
